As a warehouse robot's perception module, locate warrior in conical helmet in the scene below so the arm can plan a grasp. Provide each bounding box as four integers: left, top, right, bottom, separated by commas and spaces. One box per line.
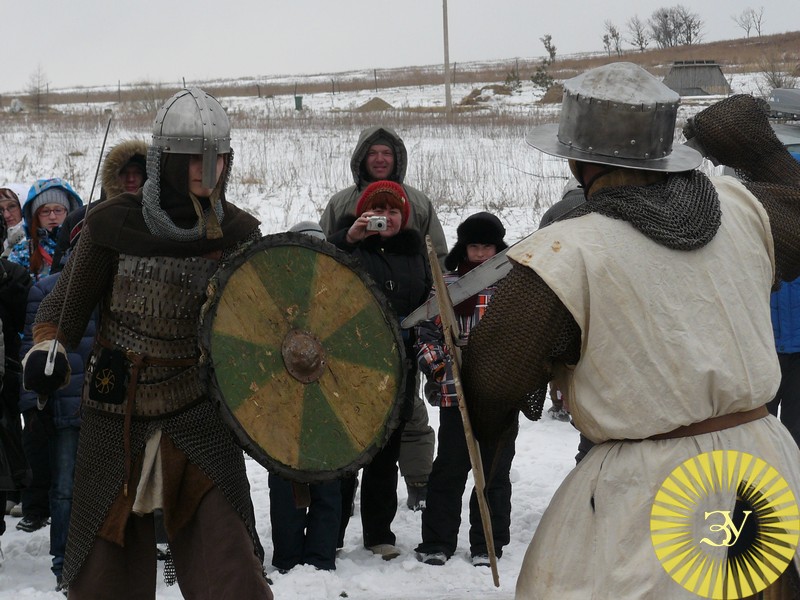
461, 63, 800, 598
23, 88, 273, 598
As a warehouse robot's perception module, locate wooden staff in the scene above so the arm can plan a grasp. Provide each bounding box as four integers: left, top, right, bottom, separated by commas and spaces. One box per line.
424, 235, 499, 587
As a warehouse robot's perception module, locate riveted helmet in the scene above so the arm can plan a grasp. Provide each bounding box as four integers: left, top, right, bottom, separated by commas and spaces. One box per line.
151, 87, 231, 189
527, 62, 702, 172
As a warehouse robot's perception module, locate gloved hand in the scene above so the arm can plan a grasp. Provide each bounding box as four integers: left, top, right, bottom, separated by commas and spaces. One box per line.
22, 340, 71, 395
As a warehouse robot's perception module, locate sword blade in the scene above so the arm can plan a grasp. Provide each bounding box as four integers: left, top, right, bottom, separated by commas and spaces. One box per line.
401, 247, 512, 328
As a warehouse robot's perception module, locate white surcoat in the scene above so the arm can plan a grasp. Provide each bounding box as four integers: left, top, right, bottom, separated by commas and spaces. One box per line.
508, 175, 800, 599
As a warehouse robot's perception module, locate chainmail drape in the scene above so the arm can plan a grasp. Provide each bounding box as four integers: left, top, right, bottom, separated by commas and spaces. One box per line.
570, 171, 721, 251
141, 146, 230, 242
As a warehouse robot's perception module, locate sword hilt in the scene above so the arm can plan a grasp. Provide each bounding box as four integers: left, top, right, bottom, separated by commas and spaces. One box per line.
44, 338, 58, 377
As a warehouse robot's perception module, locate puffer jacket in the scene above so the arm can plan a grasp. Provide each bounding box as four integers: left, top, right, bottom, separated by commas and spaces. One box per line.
319, 126, 448, 265
10, 179, 83, 280
19, 272, 95, 428
772, 276, 800, 354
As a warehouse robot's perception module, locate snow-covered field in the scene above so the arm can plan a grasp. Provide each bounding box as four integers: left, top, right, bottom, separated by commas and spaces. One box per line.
0, 69, 772, 598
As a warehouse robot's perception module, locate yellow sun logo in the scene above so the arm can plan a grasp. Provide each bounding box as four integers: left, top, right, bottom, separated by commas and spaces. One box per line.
650, 450, 800, 599
95, 368, 116, 394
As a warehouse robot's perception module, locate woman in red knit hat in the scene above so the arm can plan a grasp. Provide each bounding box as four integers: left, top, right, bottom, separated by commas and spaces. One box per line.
328, 180, 431, 561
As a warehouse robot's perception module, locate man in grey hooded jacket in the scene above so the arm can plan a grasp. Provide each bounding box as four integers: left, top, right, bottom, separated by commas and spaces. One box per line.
320, 125, 444, 513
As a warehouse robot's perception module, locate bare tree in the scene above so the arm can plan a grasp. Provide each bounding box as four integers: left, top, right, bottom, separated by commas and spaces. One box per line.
756, 51, 799, 95
752, 6, 765, 36
648, 5, 703, 48
602, 34, 612, 56
732, 8, 755, 38
27, 65, 49, 115
734, 6, 766, 38
604, 21, 622, 56
541, 34, 557, 63
649, 7, 680, 48
674, 5, 703, 45
626, 15, 650, 52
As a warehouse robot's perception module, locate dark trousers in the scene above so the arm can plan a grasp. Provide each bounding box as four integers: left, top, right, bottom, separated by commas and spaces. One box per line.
21, 410, 52, 519
417, 406, 516, 558
268, 474, 341, 571
768, 352, 800, 449
68, 486, 273, 599
338, 422, 405, 548
398, 376, 435, 486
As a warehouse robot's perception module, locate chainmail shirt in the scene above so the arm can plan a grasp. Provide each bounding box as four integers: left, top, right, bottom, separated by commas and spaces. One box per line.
35, 224, 265, 586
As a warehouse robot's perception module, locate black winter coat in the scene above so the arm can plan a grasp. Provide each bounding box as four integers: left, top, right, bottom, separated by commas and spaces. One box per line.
329, 216, 432, 322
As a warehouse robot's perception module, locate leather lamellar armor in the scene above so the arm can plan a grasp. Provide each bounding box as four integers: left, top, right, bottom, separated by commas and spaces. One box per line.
85, 254, 217, 416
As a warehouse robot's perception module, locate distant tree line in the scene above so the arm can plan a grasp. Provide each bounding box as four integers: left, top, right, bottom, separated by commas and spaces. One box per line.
600, 4, 766, 56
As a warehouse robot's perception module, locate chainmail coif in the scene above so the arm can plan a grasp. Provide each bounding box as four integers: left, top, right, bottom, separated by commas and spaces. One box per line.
141, 146, 231, 242
570, 171, 721, 251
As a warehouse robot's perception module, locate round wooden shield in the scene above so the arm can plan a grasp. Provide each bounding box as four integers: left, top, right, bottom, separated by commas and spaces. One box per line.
200, 232, 406, 483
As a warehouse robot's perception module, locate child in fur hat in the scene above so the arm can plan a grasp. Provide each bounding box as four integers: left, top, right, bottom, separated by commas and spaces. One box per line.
413, 211, 516, 567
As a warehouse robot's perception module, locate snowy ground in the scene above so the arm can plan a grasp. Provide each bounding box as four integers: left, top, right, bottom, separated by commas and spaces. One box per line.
0, 65, 784, 598
0, 395, 578, 599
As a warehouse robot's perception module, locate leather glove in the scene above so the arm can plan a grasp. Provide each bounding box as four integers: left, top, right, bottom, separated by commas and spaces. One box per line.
22, 340, 71, 395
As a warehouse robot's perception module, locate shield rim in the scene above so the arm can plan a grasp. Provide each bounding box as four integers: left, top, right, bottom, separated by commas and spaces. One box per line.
199, 231, 407, 483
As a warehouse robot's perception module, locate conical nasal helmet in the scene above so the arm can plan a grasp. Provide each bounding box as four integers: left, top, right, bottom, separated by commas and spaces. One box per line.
151, 87, 231, 189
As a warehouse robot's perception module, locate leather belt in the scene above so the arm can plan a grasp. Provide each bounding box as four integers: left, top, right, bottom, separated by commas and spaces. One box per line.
648, 405, 769, 441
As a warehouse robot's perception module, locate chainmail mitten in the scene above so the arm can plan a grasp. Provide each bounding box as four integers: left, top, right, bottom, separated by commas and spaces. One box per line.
686, 94, 800, 185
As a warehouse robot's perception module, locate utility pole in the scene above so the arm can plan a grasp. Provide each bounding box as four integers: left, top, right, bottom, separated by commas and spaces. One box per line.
443, 0, 452, 116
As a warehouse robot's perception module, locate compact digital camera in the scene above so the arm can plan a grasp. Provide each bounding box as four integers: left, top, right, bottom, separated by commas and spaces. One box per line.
366, 216, 388, 231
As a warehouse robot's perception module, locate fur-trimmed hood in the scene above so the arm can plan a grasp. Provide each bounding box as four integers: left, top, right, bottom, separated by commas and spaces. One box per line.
100, 139, 148, 200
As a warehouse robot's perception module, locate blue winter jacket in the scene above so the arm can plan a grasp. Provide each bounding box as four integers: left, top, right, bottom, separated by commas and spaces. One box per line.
771, 277, 800, 354
18, 273, 95, 428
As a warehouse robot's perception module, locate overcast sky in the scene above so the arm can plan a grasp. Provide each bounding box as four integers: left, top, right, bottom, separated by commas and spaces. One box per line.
3, 1, 798, 94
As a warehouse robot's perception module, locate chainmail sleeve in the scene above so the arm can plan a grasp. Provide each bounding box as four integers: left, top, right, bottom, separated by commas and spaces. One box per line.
34, 224, 117, 349
461, 263, 580, 444
686, 93, 800, 281
742, 182, 800, 282
685, 94, 800, 186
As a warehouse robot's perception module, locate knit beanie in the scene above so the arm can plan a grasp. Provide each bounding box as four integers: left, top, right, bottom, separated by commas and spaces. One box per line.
30, 188, 71, 216
444, 212, 508, 271
355, 181, 410, 228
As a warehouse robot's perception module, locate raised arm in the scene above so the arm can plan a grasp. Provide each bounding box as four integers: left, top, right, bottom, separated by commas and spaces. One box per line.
685, 94, 800, 281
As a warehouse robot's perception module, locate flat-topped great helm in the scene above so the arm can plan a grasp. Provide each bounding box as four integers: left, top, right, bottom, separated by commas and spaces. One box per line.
152, 87, 231, 189
527, 62, 702, 172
